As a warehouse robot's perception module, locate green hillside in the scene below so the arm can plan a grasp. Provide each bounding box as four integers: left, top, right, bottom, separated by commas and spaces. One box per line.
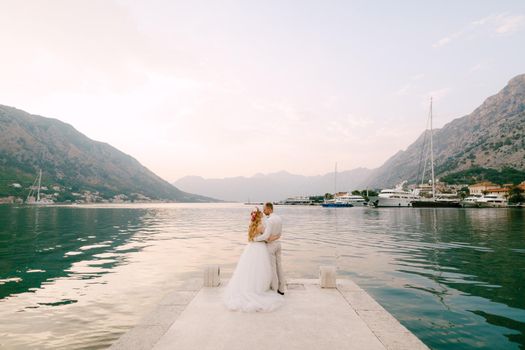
0, 105, 215, 203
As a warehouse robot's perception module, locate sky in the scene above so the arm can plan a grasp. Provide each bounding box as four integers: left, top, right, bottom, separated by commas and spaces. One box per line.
1, 0, 524, 182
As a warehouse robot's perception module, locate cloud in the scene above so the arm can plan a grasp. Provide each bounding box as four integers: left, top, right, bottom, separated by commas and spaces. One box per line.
432, 36, 454, 48
493, 14, 525, 34
472, 13, 525, 33
395, 73, 425, 96
433, 12, 525, 48
470, 63, 484, 72
432, 29, 465, 48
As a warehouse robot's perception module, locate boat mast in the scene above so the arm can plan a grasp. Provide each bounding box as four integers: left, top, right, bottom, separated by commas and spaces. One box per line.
334, 162, 337, 195
429, 97, 435, 200
37, 169, 42, 202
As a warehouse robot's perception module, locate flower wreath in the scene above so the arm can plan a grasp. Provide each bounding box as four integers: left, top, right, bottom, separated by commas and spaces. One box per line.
250, 207, 260, 222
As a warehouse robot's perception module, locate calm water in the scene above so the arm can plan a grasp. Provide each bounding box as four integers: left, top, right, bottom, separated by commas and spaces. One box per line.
0, 204, 524, 350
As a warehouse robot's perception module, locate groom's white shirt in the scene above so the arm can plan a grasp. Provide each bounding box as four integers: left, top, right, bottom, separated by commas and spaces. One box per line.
256, 213, 285, 291
255, 214, 282, 242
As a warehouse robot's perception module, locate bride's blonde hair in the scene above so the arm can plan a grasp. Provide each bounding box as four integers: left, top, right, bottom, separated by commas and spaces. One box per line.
248, 208, 263, 242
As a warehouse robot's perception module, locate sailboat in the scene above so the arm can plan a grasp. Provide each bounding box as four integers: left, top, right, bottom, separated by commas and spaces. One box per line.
411, 98, 461, 208
322, 162, 354, 208
26, 169, 54, 205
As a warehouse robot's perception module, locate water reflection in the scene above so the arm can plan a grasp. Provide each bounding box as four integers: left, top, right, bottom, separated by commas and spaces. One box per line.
0, 204, 524, 350
354, 208, 525, 350
0, 206, 148, 300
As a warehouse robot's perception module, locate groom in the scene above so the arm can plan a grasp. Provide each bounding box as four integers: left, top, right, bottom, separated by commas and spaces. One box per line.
254, 202, 285, 295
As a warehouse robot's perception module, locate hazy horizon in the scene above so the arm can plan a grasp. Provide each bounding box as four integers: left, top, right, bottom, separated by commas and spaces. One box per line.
1, 1, 524, 182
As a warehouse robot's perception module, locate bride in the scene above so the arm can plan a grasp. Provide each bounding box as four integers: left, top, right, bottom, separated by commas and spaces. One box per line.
223, 208, 284, 312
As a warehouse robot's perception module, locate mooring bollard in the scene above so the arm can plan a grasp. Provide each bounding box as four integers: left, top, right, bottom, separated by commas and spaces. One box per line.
319, 266, 337, 288
203, 265, 220, 287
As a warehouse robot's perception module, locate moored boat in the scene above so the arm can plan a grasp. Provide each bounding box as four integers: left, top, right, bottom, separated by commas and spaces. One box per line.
333, 193, 367, 206
374, 190, 419, 207
321, 200, 354, 208
411, 198, 462, 208
476, 195, 508, 208
508, 202, 524, 208
460, 196, 481, 208
321, 164, 355, 208
26, 169, 54, 205
283, 196, 313, 205
409, 98, 461, 209
374, 185, 419, 207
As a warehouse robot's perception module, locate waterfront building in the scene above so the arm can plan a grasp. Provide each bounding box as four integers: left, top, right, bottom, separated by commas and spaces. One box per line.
468, 182, 497, 196
486, 187, 510, 197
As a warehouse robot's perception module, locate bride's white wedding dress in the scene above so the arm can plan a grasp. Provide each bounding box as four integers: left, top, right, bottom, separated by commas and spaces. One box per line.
223, 240, 284, 312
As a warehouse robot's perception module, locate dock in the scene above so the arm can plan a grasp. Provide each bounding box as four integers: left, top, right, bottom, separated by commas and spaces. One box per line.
110, 267, 429, 350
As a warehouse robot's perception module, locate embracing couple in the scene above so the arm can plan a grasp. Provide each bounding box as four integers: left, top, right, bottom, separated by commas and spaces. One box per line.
223, 202, 285, 312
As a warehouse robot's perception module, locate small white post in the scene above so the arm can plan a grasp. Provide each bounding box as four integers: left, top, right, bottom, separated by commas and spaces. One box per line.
203, 265, 220, 287
319, 266, 337, 288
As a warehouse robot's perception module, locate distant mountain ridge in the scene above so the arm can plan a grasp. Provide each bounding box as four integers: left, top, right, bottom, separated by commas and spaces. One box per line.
175, 74, 525, 201
0, 105, 214, 202
174, 168, 373, 202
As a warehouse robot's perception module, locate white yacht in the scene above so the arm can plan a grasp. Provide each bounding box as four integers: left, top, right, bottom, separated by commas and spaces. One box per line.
476, 195, 508, 208
460, 196, 481, 208
374, 184, 420, 207
322, 197, 353, 207
335, 194, 367, 206
283, 196, 312, 205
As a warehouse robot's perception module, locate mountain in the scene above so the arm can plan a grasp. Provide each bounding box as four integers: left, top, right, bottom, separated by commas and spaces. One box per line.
174, 168, 373, 202
174, 74, 525, 200
0, 105, 214, 202
364, 74, 525, 188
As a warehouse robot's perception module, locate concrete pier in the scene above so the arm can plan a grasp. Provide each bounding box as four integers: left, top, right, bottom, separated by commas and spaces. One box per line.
110, 274, 429, 350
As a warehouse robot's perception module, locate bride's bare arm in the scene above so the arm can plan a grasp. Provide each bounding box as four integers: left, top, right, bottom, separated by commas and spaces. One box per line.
267, 234, 280, 242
